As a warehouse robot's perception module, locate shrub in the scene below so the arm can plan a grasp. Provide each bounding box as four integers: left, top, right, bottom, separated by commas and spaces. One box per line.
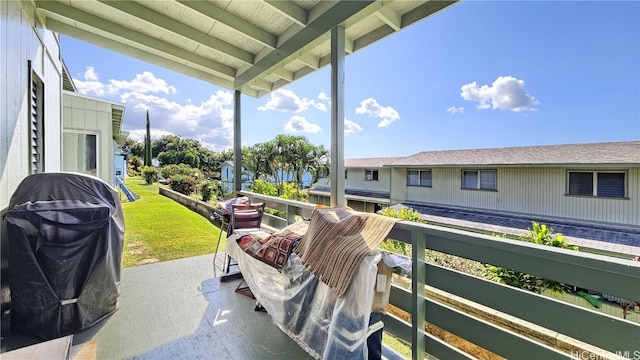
280, 182, 306, 201
251, 179, 277, 197
169, 174, 197, 195
484, 221, 578, 294
378, 207, 424, 256
161, 163, 201, 180
141, 166, 159, 184
199, 180, 222, 202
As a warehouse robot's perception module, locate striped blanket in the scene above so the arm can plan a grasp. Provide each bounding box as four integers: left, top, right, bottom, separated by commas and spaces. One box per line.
294, 207, 397, 297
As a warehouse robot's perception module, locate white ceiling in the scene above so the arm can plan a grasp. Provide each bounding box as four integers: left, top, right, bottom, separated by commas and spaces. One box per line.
39, 0, 458, 98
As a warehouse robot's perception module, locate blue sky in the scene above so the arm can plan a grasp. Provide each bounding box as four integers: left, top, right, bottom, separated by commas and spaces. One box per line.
62, 1, 640, 159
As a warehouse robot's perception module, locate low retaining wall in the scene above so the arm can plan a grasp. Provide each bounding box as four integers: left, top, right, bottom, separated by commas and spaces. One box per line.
159, 187, 219, 224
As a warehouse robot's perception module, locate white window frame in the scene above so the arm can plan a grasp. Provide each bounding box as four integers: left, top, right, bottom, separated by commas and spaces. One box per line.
566, 170, 627, 198
462, 170, 497, 191
365, 169, 379, 181
63, 130, 100, 178
407, 169, 432, 187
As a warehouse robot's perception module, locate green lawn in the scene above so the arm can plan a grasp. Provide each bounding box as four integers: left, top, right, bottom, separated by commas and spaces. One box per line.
120, 177, 224, 267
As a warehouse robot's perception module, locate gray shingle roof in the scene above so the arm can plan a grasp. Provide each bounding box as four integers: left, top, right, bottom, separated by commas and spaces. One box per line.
393, 202, 640, 256
345, 157, 403, 168
388, 141, 640, 167
309, 185, 390, 201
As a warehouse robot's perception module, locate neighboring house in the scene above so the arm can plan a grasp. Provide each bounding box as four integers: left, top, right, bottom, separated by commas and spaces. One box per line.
313, 142, 640, 256
221, 161, 313, 193
388, 141, 639, 227
62, 90, 126, 185
114, 146, 128, 180
309, 157, 402, 212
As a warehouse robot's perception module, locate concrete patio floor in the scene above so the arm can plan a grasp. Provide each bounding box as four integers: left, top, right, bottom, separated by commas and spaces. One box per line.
1, 254, 312, 359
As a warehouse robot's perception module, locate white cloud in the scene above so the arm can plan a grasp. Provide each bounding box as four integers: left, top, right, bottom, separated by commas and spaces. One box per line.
108, 71, 177, 95
460, 76, 539, 112
258, 88, 326, 113
75, 67, 176, 97
127, 128, 175, 143
75, 67, 107, 96
72, 67, 235, 151
344, 118, 363, 135
122, 90, 235, 151
284, 115, 321, 134
314, 103, 327, 111
446, 106, 464, 115
354, 98, 400, 128
318, 92, 329, 101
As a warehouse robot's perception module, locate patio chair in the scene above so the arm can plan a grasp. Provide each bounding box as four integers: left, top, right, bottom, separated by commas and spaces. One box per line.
229, 203, 265, 234
213, 202, 266, 280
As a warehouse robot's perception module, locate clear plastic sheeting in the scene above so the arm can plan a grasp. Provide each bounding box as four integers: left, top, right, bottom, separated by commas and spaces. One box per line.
4, 173, 124, 339
227, 231, 382, 359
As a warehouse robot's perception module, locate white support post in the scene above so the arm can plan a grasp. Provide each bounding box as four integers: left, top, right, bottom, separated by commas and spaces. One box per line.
330, 26, 346, 207
233, 90, 242, 195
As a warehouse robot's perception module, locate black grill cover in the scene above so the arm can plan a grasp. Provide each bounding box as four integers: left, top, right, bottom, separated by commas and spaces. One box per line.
4, 173, 124, 339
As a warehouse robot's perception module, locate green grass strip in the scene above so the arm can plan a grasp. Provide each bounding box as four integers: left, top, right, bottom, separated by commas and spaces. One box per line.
120, 177, 224, 267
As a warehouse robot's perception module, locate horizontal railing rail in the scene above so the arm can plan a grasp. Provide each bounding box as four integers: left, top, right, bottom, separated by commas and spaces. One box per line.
238, 191, 640, 359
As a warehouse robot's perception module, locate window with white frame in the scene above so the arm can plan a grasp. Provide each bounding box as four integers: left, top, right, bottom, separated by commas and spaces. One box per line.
567, 171, 626, 198
29, 62, 45, 174
407, 170, 432, 187
365, 169, 379, 181
462, 170, 497, 190
63, 131, 98, 177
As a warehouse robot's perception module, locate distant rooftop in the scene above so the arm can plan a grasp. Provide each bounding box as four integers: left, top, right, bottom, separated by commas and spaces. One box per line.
389, 141, 640, 167
309, 185, 390, 202
346, 157, 404, 168
393, 202, 640, 257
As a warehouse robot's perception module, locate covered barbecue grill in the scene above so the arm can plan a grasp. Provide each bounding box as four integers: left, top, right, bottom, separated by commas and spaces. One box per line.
4, 173, 124, 339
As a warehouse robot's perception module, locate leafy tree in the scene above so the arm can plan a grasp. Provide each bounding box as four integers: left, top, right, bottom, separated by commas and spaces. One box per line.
242, 135, 328, 194
144, 110, 152, 167
150, 134, 228, 177
183, 151, 200, 168
128, 155, 143, 175
160, 163, 201, 180
123, 138, 144, 158
484, 222, 578, 295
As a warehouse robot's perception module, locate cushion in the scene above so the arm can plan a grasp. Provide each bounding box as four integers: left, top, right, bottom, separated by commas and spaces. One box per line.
233, 210, 261, 229
238, 222, 308, 271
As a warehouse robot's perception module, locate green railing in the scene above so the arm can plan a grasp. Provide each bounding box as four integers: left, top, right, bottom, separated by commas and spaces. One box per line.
239, 191, 640, 359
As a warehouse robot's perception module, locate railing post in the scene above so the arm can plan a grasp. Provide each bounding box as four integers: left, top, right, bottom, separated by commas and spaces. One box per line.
286, 204, 296, 225
412, 228, 426, 360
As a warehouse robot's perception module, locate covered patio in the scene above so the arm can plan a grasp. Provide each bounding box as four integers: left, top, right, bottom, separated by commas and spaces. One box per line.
35, 0, 458, 209
6, 1, 639, 359
1, 254, 312, 359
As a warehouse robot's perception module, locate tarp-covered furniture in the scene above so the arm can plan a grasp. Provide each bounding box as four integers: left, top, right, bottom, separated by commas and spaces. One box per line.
3, 173, 124, 339
226, 207, 402, 359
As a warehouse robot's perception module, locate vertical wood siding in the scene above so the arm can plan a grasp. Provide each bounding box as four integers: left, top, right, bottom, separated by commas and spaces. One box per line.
345, 168, 391, 192
403, 167, 638, 226
1, 1, 62, 209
